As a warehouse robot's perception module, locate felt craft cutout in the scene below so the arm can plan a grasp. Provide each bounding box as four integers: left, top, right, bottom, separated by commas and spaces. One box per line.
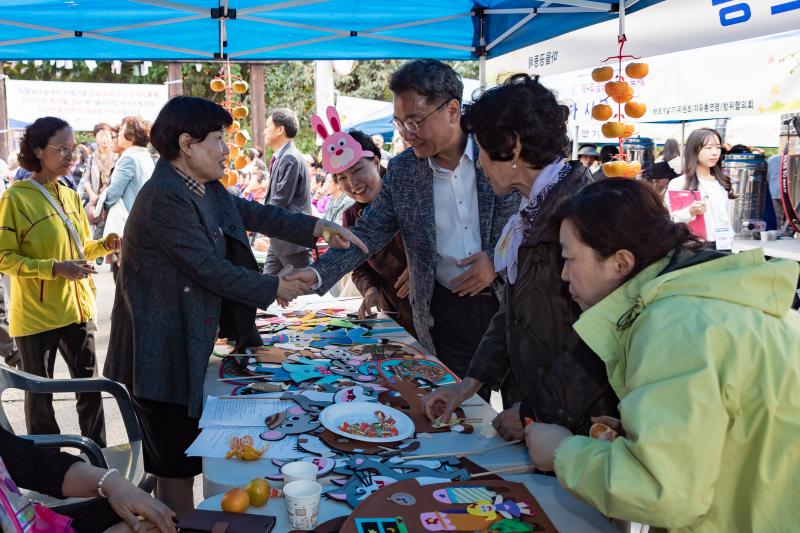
379, 359, 459, 386
349, 342, 427, 361
266, 457, 335, 480
326, 457, 470, 508
380, 380, 473, 435
260, 406, 321, 441
341, 479, 555, 533
282, 359, 377, 386
433, 485, 500, 504
279, 384, 382, 413
312, 106, 376, 175
296, 434, 337, 458
318, 429, 420, 457
219, 356, 291, 384
354, 517, 409, 533
420, 496, 532, 531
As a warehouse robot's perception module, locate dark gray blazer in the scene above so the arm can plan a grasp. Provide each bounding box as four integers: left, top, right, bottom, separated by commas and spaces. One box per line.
312, 141, 519, 352
103, 159, 318, 417
266, 141, 312, 256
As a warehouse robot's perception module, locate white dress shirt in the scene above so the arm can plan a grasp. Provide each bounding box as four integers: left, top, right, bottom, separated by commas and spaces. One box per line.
428, 137, 482, 288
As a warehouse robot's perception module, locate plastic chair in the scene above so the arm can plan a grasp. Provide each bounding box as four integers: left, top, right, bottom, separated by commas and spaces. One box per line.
0, 365, 151, 498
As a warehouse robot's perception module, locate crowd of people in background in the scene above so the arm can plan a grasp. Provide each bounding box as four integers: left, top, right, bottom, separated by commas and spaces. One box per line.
0, 58, 797, 533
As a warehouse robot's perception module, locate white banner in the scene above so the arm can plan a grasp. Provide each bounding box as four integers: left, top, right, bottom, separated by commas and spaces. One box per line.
488, 0, 800, 79
7, 79, 168, 131
543, 29, 800, 127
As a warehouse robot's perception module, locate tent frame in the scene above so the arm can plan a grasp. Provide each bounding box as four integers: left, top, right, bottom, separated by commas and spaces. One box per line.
0, 0, 640, 62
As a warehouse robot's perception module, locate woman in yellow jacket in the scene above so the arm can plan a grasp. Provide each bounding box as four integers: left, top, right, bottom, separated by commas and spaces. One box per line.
526, 178, 800, 532
0, 117, 120, 447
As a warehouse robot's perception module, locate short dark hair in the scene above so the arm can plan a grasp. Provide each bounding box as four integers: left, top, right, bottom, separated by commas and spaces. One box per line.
18, 116, 70, 172
119, 115, 151, 148
269, 108, 299, 138
346, 129, 385, 177
599, 145, 619, 164
389, 59, 463, 105
150, 96, 232, 161
461, 73, 568, 169
556, 178, 700, 280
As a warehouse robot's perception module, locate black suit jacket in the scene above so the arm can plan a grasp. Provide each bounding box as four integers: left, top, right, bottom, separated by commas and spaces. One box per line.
266, 141, 312, 255
103, 159, 318, 416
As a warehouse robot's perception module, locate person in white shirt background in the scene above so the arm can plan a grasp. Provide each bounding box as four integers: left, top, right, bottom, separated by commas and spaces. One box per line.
665, 128, 735, 245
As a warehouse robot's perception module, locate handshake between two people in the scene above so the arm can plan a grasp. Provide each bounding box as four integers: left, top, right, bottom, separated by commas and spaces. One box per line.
274, 219, 369, 307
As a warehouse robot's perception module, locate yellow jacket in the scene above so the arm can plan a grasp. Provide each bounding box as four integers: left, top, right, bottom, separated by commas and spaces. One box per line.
0, 180, 109, 336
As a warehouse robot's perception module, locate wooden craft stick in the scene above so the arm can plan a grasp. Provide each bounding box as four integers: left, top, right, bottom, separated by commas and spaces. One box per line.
402, 439, 522, 460
471, 464, 534, 478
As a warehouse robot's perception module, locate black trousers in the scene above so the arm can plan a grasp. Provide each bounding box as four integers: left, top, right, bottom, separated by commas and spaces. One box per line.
429, 282, 499, 400
263, 247, 311, 275
16, 322, 106, 448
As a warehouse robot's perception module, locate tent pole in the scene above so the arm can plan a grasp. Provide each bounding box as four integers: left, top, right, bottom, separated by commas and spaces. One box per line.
0, 63, 8, 162
479, 8, 487, 89
250, 64, 266, 151
167, 63, 183, 98
572, 124, 580, 160
681, 121, 686, 145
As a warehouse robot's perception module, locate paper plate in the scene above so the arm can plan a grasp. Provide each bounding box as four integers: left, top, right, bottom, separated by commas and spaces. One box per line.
319, 402, 414, 443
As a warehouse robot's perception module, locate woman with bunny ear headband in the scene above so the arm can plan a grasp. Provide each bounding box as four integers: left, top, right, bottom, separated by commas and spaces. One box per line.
335, 128, 417, 336
310, 106, 376, 176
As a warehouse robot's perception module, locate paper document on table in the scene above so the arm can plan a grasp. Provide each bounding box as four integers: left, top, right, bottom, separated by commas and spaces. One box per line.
185, 426, 306, 459
199, 396, 294, 428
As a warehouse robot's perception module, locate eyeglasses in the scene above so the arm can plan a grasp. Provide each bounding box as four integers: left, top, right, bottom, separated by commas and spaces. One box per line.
392, 100, 452, 134
49, 145, 81, 160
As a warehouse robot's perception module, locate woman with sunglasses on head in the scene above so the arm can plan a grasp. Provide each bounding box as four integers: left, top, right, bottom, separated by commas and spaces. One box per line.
0, 117, 121, 448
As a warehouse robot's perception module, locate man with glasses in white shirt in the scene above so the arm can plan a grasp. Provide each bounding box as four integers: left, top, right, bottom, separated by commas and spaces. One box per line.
288, 60, 518, 393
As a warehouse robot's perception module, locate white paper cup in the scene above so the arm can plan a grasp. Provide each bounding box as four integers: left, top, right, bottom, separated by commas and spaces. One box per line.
281, 461, 318, 484
283, 480, 322, 531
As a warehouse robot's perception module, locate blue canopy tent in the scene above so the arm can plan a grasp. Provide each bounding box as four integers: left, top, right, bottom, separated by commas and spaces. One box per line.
0, 1, 661, 65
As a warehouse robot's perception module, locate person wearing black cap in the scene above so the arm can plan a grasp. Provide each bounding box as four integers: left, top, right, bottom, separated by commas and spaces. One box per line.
643, 160, 679, 198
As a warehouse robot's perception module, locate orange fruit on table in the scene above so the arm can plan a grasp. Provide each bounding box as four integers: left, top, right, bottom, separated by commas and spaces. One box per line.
621, 124, 635, 138
591, 66, 614, 82
601, 122, 626, 138
611, 86, 634, 104
625, 62, 649, 79
221, 487, 249, 513
246, 478, 271, 507
625, 101, 647, 119
232, 105, 249, 119
210, 78, 226, 92
592, 104, 613, 121
232, 80, 249, 94
605, 81, 630, 98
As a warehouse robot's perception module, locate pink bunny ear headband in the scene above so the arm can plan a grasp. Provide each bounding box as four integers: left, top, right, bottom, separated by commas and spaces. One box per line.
311, 106, 375, 175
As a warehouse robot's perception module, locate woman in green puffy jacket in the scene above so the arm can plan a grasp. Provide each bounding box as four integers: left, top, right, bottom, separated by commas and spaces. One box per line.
525, 178, 800, 532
